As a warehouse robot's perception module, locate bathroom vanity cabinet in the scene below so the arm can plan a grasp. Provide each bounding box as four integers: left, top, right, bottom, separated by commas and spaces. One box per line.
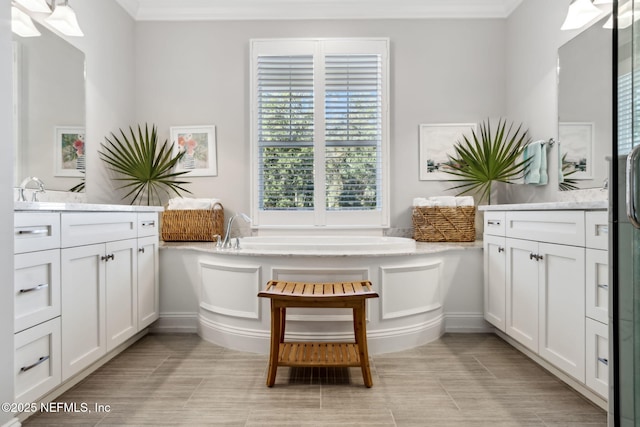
13, 206, 160, 405
481, 204, 609, 402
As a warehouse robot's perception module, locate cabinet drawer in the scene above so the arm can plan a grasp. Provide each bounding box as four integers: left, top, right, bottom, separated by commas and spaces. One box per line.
483, 211, 506, 236
505, 211, 585, 246
586, 249, 608, 324
585, 318, 609, 399
14, 317, 61, 403
14, 212, 60, 254
14, 249, 61, 333
586, 211, 609, 250
61, 213, 137, 247
138, 212, 159, 237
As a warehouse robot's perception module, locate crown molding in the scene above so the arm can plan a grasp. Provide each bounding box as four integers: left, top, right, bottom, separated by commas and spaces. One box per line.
115, 0, 523, 21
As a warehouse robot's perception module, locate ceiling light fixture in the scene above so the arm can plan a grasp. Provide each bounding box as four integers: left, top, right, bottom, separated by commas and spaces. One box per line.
45, 0, 84, 37
13, 0, 50, 13
11, 0, 83, 37
561, 0, 605, 31
11, 6, 41, 37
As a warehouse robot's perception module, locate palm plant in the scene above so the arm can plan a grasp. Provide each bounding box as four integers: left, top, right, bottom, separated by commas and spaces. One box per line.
444, 119, 531, 205
99, 124, 191, 205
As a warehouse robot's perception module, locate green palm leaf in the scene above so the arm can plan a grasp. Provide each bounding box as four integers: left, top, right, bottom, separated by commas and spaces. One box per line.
444, 118, 531, 204
99, 124, 192, 205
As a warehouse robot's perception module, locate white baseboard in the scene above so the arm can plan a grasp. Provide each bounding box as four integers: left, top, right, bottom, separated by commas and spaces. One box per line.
444, 312, 493, 333
149, 312, 198, 333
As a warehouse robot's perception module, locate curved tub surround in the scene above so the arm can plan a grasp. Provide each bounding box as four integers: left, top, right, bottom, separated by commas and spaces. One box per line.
157, 239, 485, 355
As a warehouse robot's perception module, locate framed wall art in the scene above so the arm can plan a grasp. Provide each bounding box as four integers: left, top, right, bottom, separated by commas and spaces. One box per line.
54, 126, 85, 177
419, 123, 476, 181
170, 125, 217, 177
559, 122, 594, 180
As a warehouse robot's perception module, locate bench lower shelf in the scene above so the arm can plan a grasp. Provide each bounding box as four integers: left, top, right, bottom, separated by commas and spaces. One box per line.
277, 342, 361, 367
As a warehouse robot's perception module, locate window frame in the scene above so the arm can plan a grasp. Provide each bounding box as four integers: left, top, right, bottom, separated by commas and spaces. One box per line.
249, 38, 390, 230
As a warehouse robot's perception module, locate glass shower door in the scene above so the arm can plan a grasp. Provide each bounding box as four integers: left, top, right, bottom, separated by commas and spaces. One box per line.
614, 1, 640, 425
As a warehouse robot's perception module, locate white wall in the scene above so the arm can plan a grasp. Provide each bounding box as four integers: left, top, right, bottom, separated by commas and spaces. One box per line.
0, 1, 14, 424
133, 19, 506, 228
504, 0, 602, 203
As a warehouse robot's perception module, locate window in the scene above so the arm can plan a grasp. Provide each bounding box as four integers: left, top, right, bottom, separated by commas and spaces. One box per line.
250, 39, 389, 228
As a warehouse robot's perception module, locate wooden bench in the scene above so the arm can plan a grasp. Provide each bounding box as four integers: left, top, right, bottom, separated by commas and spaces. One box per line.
258, 280, 379, 387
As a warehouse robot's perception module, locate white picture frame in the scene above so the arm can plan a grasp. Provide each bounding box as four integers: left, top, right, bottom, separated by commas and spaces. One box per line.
170, 125, 217, 177
559, 122, 594, 180
53, 126, 85, 177
419, 123, 477, 181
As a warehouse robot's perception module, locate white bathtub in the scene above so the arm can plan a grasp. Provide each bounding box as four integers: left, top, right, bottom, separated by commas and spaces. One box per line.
158, 237, 485, 355
239, 235, 416, 254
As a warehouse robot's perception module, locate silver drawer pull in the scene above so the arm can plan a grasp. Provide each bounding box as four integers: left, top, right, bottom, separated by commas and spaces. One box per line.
141, 221, 156, 228
15, 228, 48, 236
597, 284, 609, 290
498, 247, 505, 253
487, 220, 501, 226
20, 355, 50, 373
100, 254, 115, 262
19, 283, 49, 294
139, 247, 145, 253
598, 357, 609, 366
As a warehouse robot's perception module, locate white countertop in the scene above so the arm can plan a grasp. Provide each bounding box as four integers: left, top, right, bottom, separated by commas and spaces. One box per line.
14, 201, 164, 212
478, 200, 608, 211
160, 240, 483, 257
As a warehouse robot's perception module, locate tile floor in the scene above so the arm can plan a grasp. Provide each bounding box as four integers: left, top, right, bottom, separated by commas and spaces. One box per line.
23, 333, 607, 426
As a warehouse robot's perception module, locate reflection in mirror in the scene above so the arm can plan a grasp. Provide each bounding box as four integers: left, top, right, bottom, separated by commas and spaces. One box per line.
558, 15, 611, 191
13, 20, 85, 192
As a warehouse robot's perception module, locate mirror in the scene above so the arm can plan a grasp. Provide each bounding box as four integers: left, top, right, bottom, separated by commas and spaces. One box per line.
557, 15, 612, 191
13, 21, 85, 192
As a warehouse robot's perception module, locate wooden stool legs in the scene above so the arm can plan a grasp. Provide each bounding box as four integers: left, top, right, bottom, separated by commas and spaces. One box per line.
354, 301, 373, 387
266, 302, 282, 387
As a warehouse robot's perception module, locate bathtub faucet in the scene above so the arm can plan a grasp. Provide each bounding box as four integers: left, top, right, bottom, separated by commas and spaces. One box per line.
221, 212, 252, 248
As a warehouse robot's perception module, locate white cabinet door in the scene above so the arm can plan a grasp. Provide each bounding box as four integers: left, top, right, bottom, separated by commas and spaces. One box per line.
484, 234, 506, 331
106, 239, 138, 352
14, 249, 61, 333
506, 238, 539, 352
137, 236, 159, 329
586, 317, 609, 398
61, 244, 106, 381
586, 248, 609, 324
14, 317, 61, 404
538, 242, 585, 382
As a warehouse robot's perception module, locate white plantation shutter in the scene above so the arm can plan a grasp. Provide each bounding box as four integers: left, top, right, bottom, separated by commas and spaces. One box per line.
257, 55, 315, 210
251, 39, 389, 227
325, 54, 382, 210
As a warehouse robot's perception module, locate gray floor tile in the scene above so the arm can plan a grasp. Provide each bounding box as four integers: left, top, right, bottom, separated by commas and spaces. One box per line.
22, 333, 607, 427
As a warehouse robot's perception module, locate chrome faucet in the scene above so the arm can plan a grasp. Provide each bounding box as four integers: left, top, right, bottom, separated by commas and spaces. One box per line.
221, 213, 251, 248
17, 176, 46, 202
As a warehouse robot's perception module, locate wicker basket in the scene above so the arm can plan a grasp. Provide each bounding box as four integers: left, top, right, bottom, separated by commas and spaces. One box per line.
412, 205, 476, 242
161, 203, 224, 242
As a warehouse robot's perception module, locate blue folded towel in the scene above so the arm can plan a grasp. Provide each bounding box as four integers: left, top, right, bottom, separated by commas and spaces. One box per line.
524, 141, 542, 184
537, 144, 548, 186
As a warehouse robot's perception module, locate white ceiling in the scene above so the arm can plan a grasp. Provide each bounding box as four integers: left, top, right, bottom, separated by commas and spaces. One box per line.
115, 0, 524, 21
